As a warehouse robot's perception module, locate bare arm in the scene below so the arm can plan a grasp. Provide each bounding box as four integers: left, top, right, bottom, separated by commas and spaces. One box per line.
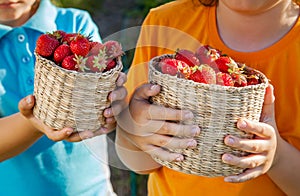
0, 112, 43, 161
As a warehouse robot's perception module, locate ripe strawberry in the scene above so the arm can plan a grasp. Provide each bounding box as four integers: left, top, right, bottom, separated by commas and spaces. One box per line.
62, 55, 78, 71
175, 49, 200, 67
198, 64, 216, 84
103, 40, 124, 58
89, 41, 104, 56
231, 73, 248, 87
247, 77, 259, 85
104, 59, 117, 72
214, 56, 230, 73
159, 58, 178, 76
176, 60, 192, 78
70, 35, 90, 57
52, 30, 67, 42
216, 72, 234, 86
189, 64, 216, 84
189, 70, 206, 83
53, 44, 72, 64
85, 49, 108, 73
195, 45, 221, 65
62, 33, 78, 44
36, 34, 60, 57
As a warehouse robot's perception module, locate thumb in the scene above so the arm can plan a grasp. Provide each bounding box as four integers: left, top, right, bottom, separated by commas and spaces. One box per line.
132, 83, 161, 102
18, 95, 35, 118
260, 84, 275, 123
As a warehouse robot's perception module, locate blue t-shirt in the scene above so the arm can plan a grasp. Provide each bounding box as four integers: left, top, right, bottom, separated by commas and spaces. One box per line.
0, 0, 116, 195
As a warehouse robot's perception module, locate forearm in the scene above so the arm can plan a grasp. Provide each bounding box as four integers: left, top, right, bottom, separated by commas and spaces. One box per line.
267, 136, 300, 195
0, 113, 43, 161
115, 125, 161, 174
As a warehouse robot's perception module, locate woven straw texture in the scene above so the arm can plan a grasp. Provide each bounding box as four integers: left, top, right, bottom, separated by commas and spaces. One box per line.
33, 53, 123, 132
149, 54, 268, 177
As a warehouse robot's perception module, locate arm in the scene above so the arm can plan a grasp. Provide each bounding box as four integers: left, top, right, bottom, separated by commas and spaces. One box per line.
221, 85, 300, 195
115, 83, 200, 174
1, 94, 98, 162
0, 95, 74, 161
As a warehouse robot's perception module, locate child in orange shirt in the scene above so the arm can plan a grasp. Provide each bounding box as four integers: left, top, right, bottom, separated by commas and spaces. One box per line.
116, 0, 300, 195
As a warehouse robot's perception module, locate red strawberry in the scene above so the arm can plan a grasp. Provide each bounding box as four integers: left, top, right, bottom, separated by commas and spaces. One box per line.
231, 73, 248, 87
189, 70, 205, 83
195, 45, 220, 65
247, 77, 259, 85
214, 56, 231, 73
36, 34, 60, 57
198, 64, 216, 84
61, 55, 78, 71
104, 59, 117, 72
175, 49, 200, 67
189, 64, 216, 84
159, 58, 178, 76
62, 33, 78, 44
53, 44, 72, 64
216, 72, 234, 86
103, 40, 124, 58
70, 35, 90, 57
89, 41, 104, 56
176, 60, 192, 78
52, 30, 67, 42
85, 51, 108, 73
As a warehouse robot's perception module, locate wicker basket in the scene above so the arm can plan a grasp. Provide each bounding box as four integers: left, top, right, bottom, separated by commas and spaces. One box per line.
148, 54, 268, 177
33, 53, 123, 132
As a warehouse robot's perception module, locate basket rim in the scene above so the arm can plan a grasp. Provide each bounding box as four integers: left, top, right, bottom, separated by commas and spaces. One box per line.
35, 52, 123, 77
149, 54, 269, 91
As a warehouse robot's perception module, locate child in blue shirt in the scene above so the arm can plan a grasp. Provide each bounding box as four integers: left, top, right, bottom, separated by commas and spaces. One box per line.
0, 0, 127, 195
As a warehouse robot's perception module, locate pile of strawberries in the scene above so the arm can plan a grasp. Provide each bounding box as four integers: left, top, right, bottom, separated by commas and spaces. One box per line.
158, 45, 261, 87
35, 30, 123, 72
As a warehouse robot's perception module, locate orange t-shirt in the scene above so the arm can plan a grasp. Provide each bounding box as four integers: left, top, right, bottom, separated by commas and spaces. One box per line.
126, 0, 300, 195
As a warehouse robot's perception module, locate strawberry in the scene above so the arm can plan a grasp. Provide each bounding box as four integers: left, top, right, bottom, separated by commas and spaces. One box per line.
89, 41, 104, 56
231, 73, 248, 87
216, 72, 234, 86
247, 77, 259, 85
189, 64, 216, 84
104, 59, 117, 72
195, 45, 221, 65
175, 49, 200, 67
62, 33, 78, 44
103, 40, 124, 58
61, 55, 78, 71
52, 30, 67, 42
85, 49, 108, 73
198, 64, 216, 84
53, 44, 72, 64
176, 60, 192, 78
36, 34, 60, 57
214, 56, 231, 73
70, 35, 90, 57
159, 58, 178, 76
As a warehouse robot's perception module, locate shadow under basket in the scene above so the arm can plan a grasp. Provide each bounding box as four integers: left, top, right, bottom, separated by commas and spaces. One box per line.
33, 53, 123, 132
148, 54, 269, 177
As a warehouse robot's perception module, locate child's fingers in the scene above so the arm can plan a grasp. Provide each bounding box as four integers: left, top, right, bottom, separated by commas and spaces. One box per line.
18, 95, 35, 118
116, 72, 127, 87
44, 127, 73, 141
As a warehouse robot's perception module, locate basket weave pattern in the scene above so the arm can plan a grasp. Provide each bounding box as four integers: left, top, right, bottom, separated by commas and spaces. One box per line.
149, 54, 268, 177
33, 53, 123, 132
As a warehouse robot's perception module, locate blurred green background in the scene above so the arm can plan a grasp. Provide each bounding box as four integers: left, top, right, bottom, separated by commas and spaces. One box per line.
50, 0, 172, 196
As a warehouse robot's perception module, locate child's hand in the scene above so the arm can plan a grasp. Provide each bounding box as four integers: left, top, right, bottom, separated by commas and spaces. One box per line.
222, 85, 278, 183
118, 83, 201, 162
102, 72, 128, 133
18, 95, 99, 142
